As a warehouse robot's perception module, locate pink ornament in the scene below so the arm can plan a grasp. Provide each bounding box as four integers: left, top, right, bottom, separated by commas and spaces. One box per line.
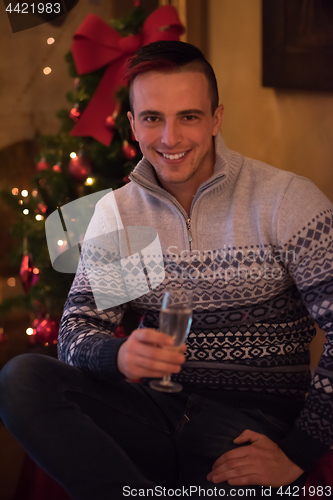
35, 318, 59, 345
70, 106, 81, 122
53, 162, 62, 173
20, 254, 39, 292
69, 154, 92, 182
122, 141, 137, 160
105, 113, 117, 131
36, 158, 50, 171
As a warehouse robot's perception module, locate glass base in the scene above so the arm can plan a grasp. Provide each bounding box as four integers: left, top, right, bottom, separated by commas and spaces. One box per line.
149, 379, 183, 393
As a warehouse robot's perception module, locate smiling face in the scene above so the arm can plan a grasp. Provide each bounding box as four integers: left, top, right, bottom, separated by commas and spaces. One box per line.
127, 70, 224, 200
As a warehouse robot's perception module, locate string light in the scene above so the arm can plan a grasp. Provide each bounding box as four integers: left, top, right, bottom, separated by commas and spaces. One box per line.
85, 177, 94, 186
35, 214, 44, 221
26, 328, 34, 336
57, 240, 64, 246
19, 200, 23, 205
7, 278, 16, 287
70, 152, 77, 158
12, 188, 19, 195
21, 189, 28, 197
47, 37, 55, 45
32, 190, 38, 197
43, 67, 52, 75
23, 209, 29, 215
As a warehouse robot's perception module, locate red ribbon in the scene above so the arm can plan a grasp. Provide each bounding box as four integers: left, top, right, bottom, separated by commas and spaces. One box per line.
71, 6, 185, 146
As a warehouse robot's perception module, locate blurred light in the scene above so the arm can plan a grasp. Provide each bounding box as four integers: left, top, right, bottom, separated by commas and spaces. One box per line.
35, 214, 44, 221
47, 37, 55, 45
33, 268, 40, 275
26, 328, 34, 336
12, 188, 19, 195
57, 239, 64, 246
85, 177, 94, 186
32, 189, 38, 197
43, 67, 52, 75
21, 189, 28, 197
23, 209, 29, 215
7, 277, 16, 287
70, 152, 77, 158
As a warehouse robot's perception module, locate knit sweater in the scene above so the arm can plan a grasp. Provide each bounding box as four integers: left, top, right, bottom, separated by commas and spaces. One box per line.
58, 132, 333, 472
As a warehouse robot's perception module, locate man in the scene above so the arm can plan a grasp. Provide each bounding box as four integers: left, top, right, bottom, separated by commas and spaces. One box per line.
0, 41, 332, 499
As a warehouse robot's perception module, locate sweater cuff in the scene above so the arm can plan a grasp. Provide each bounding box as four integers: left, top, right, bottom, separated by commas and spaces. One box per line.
96, 336, 128, 381
279, 425, 331, 472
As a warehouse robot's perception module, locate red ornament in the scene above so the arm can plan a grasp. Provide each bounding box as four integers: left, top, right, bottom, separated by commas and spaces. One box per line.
35, 318, 59, 345
70, 105, 81, 122
69, 154, 92, 182
114, 325, 126, 338
37, 203, 47, 214
105, 112, 117, 131
0, 329, 8, 345
53, 162, 62, 173
20, 254, 40, 292
36, 158, 50, 171
122, 141, 136, 160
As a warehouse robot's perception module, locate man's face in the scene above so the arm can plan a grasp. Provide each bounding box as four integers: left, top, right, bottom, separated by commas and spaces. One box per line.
127, 70, 223, 193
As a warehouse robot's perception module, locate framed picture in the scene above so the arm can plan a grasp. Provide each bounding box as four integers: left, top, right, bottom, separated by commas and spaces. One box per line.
262, 0, 333, 91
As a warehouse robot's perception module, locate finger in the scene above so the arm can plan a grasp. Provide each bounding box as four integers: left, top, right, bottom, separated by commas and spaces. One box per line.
134, 355, 184, 375
130, 340, 186, 366
211, 446, 250, 470
133, 328, 175, 347
208, 463, 258, 485
233, 429, 262, 444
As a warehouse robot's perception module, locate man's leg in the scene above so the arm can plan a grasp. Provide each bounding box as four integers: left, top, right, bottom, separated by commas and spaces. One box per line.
0, 353, 184, 500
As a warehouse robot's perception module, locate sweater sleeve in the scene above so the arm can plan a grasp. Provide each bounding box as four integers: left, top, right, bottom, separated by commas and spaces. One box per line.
276, 176, 333, 471
57, 199, 129, 381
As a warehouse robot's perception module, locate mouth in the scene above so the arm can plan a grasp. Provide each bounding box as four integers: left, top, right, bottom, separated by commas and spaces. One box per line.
157, 150, 190, 162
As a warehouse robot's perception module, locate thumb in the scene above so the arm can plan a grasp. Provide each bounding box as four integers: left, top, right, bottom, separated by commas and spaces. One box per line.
233, 429, 261, 444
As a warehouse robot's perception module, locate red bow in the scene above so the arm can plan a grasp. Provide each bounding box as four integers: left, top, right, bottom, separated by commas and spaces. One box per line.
71, 7, 185, 146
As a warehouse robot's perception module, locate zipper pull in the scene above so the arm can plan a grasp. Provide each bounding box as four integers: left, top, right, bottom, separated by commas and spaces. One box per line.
186, 218, 193, 243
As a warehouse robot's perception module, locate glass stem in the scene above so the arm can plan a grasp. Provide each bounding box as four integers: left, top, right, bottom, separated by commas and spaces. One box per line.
161, 374, 171, 385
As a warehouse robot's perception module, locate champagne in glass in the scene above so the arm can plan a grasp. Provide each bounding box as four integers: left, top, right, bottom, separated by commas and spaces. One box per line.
149, 290, 192, 393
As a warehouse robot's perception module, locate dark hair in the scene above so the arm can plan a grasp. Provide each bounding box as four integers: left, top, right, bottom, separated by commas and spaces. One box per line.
126, 41, 219, 116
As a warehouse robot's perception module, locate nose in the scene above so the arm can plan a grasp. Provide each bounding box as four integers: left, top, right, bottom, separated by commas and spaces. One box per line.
161, 120, 182, 148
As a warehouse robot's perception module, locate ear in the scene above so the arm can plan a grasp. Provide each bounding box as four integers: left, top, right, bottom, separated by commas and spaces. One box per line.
127, 111, 138, 141
212, 104, 224, 136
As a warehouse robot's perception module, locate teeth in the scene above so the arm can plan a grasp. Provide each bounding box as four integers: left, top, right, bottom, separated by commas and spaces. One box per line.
162, 151, 187, 160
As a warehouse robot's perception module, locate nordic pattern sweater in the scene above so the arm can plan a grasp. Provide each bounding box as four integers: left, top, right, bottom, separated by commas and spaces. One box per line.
58, 133, 333, 472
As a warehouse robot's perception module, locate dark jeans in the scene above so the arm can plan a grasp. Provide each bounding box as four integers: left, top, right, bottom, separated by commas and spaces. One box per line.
0, 354, 306, 499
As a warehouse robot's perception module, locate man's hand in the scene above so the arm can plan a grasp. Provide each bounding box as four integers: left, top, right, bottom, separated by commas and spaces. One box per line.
117, 328, 187, 381
207, 429, 304, 487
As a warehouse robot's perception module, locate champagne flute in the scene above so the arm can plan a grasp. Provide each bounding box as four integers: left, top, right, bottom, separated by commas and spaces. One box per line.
149, 289, 192, 393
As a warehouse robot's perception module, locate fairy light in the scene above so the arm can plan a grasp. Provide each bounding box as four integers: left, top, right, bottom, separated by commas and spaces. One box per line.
85, 177, 94, 186
32, 189, 38, 197
57, 239, 64, 246
7, 277, 16, 287
26, 328, 34, 336
43, 67, 52, 75
12, 188, 19, 195
35, 214, 44, 221
19, 200, 23, 205
21, 189, 28, 197
47, 37, 55, 45
70, 152, 77, 158
23, 209, 29, 215
33, 268, 39, 275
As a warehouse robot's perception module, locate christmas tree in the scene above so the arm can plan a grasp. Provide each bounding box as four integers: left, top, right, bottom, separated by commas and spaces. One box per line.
0, 2, 184, 350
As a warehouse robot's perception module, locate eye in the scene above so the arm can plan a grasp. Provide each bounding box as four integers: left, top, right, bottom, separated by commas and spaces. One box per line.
183, 115, 198, 121
143, 116, 160, 123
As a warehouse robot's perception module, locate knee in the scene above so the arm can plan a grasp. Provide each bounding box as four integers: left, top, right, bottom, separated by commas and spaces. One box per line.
0, 354, 52, 419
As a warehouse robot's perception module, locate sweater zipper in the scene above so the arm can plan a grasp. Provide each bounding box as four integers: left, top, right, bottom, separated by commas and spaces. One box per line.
186, 218, 193, 249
